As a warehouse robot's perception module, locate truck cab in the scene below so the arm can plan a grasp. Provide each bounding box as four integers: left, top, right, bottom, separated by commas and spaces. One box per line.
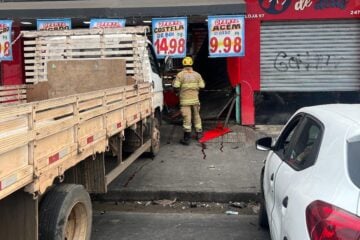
146, 42, 164, 120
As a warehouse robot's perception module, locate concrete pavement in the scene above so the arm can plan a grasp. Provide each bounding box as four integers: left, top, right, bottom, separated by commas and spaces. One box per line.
92, 211, 270, 240
98, 122, 282, 203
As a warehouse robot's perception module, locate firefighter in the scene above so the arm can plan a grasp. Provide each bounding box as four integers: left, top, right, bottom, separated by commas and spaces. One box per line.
173, 56, 205, 145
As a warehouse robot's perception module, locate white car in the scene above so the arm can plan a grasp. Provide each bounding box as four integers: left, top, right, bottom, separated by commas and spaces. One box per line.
256, 104, 360, 240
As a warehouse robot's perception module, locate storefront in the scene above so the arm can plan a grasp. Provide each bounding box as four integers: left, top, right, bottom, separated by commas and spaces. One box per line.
0, 0, 247, 121
1, 0, 358, 125
231, 0, 360, 125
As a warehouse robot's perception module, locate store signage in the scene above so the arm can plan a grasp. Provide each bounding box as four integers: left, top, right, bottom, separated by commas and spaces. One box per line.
208, 15, 245, 58
254, 0, 356, 19
90, 19, 126, 29
0, 20, 12, 61
37, 18, 72, 31
259, 0, 292, 14
152, 17, 187, 59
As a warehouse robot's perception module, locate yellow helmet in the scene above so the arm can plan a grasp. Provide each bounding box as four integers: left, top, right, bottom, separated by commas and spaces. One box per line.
182, 56, 193, 66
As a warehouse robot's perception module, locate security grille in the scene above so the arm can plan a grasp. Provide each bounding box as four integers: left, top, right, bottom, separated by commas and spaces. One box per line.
260, 20, 360, 91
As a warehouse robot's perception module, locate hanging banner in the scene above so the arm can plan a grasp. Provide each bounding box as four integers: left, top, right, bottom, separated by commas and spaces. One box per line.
90, 19, 126, 29
208, 15, 245, 58
0, 20, 12, 61
152, 17, 187, 59
37, 18, 72, 31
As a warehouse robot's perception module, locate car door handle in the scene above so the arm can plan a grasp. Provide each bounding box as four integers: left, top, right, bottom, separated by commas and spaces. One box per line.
282, 196, 289, 208
270, 173, 274, 181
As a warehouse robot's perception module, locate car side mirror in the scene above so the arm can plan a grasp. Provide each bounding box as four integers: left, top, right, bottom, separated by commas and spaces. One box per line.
256, 137, 272, 151
164, 56, 173, 72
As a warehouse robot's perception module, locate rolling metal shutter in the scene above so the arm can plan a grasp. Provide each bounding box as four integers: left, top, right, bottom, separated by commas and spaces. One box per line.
260, 20, 360, 92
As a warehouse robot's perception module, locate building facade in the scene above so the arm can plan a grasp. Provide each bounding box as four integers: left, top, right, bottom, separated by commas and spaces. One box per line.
232, 0, 360, 125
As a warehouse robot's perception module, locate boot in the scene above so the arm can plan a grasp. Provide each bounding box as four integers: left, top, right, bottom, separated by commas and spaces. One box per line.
180, 132, 191, 145
195, 132, 203, 141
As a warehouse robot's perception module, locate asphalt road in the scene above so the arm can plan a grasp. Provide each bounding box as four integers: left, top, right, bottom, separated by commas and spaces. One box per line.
92, 211, 270, 240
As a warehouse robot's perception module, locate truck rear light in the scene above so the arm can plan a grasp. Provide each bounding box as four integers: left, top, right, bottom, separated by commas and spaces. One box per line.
306, 200, 360, 240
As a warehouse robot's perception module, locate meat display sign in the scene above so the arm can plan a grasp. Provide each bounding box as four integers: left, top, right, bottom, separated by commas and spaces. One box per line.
0, 20, 12, 61
208, 15, 245, 58
152, 17, 187, 59
90, 19, 126, 29
37, 18, 72, 31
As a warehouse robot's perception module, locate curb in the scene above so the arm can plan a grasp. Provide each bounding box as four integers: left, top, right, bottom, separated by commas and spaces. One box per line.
94, 190, 261, 203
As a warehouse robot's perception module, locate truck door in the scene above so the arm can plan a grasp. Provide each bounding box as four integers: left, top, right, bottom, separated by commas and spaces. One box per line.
147, 45, 163, 112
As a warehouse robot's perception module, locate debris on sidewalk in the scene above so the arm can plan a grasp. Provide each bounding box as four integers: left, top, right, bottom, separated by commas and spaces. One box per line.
153, 198, 177, 207
247, 201, 261, 214
199, 203, 210, 208
93, 201, 256, 215
251, 205, 260, 214
189, 202, 197, 208
230, 201, 247, 209
225, 210, 239, 215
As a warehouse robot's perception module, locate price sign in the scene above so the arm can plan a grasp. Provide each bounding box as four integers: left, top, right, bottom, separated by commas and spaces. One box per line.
37, 18, 72, 31
208, 15, 245, 58
90, 19, 126, 29
152, 17, 187, 59
0, 20, 12, 61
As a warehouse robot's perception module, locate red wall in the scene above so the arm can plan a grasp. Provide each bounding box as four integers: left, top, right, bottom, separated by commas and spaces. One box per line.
232, 0, 360, 125
1, 25, 24, 86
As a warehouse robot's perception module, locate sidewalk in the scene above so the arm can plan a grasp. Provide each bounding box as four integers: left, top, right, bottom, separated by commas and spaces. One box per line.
99, 122, 282, 203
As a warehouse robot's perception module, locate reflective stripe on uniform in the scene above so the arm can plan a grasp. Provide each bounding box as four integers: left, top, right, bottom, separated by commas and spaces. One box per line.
194, 123, 202, 131
173, 79, 181, 88
198, 79, 205, 89
181, 83, 200, 89
180, 99, 200, 105
183, 124, 192, 132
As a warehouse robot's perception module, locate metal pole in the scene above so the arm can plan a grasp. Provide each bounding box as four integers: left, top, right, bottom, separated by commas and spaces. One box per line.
235, 84, 240, 124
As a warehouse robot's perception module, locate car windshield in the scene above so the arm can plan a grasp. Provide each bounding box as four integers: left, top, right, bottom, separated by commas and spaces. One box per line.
348, 139, 360, 189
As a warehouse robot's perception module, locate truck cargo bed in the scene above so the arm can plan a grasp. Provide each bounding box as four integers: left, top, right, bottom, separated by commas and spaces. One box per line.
0, 83, 152, 200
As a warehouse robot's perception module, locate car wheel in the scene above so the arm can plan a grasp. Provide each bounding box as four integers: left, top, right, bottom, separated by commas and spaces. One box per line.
259, 167, 269, 228
258, 196, 269, 228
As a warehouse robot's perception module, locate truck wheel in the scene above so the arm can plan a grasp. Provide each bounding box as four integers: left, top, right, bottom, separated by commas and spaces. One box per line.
39, 184, 92, 240
150, 118, 161, 156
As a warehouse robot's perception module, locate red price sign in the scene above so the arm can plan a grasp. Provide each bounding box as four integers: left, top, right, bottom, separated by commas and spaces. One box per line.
208, 16, 245, 58
152, 17, 187, 59
154, 38, 186, 55
0, 20, 12, 61
209, 36, 242, 54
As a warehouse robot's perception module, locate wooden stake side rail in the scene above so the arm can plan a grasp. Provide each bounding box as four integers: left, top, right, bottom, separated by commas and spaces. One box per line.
22, 27, 149, 84
21, 27, 149, 38
0, 82, 153, 200
0, 85, 27, 105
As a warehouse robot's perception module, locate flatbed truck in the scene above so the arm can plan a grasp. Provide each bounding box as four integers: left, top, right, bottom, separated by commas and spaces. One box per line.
0, 26, 163, 240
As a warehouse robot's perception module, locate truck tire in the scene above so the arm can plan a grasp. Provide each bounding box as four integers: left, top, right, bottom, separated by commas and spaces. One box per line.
150, 117, 161, 156
39, 184, 92, 240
